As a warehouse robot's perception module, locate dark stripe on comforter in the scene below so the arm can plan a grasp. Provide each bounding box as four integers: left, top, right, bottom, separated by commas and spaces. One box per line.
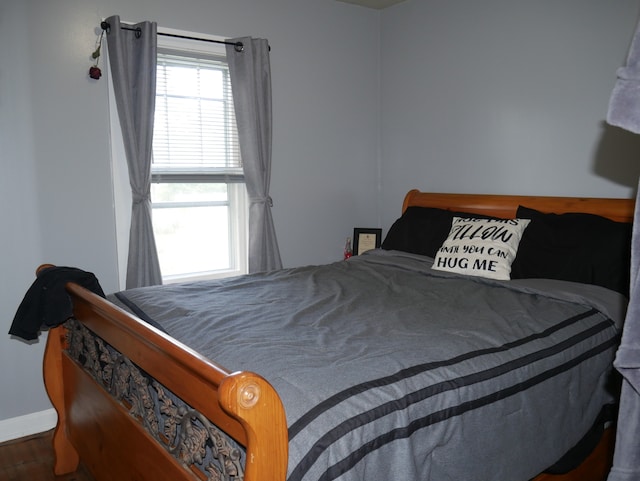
314, 336, 618, 481
288, 311, 617, 481
288, 308, 600, 439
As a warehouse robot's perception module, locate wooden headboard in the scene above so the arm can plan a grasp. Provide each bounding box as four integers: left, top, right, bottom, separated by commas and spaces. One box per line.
402, 190, 635, 223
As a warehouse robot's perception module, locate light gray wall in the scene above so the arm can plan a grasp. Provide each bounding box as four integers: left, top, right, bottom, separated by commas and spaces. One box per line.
379, 0, 640, 227
1, 0, 380, 424
2, 0, 640, 430
1, 1, 49, 422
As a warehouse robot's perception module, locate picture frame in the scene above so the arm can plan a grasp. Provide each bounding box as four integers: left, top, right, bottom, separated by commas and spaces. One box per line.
353, 228, 382, 256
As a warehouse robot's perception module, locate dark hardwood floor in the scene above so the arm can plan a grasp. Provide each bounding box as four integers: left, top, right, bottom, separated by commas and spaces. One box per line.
0, 430, 94, 481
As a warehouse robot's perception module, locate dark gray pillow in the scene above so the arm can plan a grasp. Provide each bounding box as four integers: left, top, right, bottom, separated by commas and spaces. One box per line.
511, 206, 632, 296
382, 207, 497, 258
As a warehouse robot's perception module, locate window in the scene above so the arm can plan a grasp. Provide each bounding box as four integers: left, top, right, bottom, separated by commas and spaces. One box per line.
151, 33, 247, 283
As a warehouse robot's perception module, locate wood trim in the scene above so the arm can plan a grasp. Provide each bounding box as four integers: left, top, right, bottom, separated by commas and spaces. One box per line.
402, 189, 635, 223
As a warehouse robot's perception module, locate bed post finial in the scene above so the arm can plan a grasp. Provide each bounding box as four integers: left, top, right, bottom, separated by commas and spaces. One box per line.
402, 189, 421, 213
219, 371, 288, 481
36, 263, 55, 276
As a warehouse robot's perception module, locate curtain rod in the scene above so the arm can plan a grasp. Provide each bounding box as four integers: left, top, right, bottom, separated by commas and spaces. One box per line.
100, 21, 245, 52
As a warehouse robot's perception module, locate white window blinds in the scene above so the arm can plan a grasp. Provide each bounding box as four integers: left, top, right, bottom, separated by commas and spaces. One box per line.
153, 51, 242, 181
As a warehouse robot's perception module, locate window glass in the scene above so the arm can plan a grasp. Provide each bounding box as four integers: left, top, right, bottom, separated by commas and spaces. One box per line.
150, 35, 247, 283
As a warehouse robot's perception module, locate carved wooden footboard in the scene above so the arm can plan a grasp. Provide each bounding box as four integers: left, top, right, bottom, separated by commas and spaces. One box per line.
43, 280, 288, 481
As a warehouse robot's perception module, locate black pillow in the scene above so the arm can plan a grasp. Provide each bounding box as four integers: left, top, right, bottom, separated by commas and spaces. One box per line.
511, 206, 632, 296
382, 206, 497, 258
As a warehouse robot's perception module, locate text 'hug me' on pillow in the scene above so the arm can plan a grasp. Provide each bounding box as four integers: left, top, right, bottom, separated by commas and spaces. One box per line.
432, 217, 530, 280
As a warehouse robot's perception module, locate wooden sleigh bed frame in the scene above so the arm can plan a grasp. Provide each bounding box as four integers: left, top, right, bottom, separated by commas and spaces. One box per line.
42, 190, 634, 481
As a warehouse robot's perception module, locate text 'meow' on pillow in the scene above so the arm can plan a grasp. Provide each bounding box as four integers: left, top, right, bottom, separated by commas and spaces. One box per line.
432, 217, 530, 280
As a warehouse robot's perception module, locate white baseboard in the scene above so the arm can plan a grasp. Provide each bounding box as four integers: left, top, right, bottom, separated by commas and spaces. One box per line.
0, 409, 57, 443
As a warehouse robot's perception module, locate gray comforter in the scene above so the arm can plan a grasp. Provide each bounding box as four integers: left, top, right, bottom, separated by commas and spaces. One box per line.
110, 250, 626, 481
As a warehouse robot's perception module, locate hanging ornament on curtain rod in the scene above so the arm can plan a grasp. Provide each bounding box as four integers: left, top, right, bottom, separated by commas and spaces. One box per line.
88, 28, 104, 80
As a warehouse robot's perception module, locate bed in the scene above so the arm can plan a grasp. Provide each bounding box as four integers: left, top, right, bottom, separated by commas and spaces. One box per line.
32, 190, 634, 481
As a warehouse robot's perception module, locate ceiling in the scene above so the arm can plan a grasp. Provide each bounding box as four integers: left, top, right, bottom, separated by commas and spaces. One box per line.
335, 0, 407, 9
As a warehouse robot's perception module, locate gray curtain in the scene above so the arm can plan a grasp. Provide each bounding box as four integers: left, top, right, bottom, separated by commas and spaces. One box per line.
605, 17, 640, 481
106, 15, 162, 288
226, 37, 282, 273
